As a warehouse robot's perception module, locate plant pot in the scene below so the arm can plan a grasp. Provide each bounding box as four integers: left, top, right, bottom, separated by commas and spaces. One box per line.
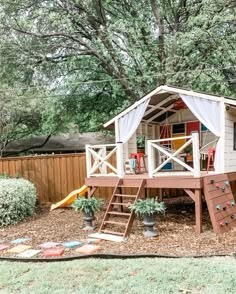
137, 148, 145, 154
142, 213, 159, 237
83, 211, 95, 230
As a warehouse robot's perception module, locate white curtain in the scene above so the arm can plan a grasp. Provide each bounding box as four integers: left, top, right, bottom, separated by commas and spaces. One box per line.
118, 99, 150, 143
180, 94, 223, 172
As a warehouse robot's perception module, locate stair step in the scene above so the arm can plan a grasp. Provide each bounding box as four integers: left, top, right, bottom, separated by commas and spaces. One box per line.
88, 233, 125, 242
101, 230, 124, 236
114, 194, 137, 198
104, 221, 128, 226
98, 179, 145, 240
108, 212, 131, 216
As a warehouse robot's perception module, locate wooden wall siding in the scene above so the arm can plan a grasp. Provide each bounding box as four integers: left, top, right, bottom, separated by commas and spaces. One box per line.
0, 154, 185, 204
128, 133, 137, 156
137, 123, 159, 140
168, 109, 196, 124
224, 111, 236, 173
186, 121, 200, 136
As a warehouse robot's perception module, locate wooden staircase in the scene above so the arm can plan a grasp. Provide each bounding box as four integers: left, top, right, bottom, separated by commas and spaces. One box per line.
91, 179, 145, 241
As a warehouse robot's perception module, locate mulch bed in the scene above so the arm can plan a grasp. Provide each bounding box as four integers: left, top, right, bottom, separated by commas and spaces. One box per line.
0, 202, 236, 258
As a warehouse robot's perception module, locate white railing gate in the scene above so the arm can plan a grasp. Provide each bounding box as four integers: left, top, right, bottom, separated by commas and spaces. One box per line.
86, 143, 124, 177
147, 133, 200, 177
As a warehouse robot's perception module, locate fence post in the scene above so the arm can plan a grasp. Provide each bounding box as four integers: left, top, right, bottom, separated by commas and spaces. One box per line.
192, 133, 200, 177
85, 144, 92, 178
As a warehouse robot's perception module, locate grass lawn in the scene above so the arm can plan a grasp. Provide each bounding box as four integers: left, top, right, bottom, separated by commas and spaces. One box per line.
0, 257, 236, 293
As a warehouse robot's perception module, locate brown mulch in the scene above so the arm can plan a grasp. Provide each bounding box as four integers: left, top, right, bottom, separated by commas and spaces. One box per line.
0, 203, 236, 258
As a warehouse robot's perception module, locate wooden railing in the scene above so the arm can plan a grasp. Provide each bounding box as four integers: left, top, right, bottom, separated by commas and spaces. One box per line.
86, 143, 123, 177
147, 133, 200, 178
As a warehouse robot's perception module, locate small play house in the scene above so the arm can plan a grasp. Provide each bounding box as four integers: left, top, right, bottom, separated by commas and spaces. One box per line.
85, 85, 236, 238
86, 85, 236, 178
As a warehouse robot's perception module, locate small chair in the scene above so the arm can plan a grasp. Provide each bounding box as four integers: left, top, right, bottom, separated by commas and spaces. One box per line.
199, 138, 218, 170
207, 148, 216, 173
124, 158, 136, 174
130, 152, 147, 174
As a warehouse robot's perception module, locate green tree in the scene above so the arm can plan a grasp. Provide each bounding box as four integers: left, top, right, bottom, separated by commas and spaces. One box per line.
0, 0, 235, 150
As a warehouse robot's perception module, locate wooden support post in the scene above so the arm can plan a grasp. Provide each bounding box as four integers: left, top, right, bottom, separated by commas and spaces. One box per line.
87, 187, 97, 198
115, 119, 124, 178
195, 189, 202, 234
159, 188, 163, 201
147, 141, 154, 177
192, 133, 200, 177
117, 143, 124, 177
85, 144, 92, 178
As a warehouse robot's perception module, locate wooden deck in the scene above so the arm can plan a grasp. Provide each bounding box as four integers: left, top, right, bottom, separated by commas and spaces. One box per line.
85, 173, 204, 189
85, 172, 236, 235
86, 173, 204, 235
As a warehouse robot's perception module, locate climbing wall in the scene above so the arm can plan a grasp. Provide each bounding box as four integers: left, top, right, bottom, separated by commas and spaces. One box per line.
204, 174, 236, 234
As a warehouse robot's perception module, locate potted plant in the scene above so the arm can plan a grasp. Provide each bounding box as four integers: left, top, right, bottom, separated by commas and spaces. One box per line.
137, 135, 145, 153
184, 145, 193, 164
72, 197, 103, 230
129, 198, 166, 237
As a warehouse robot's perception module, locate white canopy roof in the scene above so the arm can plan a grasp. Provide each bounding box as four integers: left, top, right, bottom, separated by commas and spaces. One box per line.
103, 85, 234, 128
103, 85, 236, 174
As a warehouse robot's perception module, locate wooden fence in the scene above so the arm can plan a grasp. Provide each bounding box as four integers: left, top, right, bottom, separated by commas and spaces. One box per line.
0, 153, 114, 203
0, 153, 187, 204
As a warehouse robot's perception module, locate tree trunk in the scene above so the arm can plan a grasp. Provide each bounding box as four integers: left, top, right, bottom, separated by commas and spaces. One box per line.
150, 0, 166, 85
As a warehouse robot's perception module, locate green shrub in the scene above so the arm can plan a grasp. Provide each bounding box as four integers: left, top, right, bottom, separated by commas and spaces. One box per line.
129, 198, 166, 217
72, 197, 103, 214
0, 173, 9, 179
0, 178, 37, 226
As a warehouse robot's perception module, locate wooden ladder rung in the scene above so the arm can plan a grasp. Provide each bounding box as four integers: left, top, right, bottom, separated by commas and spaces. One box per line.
99, 178, 145, 238
114, 194, 136, 198
104, 221, 127, 226
108, 212, 131, 216
101, 230, 124, 236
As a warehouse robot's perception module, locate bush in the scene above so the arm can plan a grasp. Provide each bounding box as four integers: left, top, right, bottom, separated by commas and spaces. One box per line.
0, 178, 37, 226
72, 197, 103, 214
0, 172, 9, 179
129, 198, 166, 217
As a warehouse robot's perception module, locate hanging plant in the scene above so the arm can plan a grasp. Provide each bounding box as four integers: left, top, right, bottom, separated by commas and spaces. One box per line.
137, 135, 145, 149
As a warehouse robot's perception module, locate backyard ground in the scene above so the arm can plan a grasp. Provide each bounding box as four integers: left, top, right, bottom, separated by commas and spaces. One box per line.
1, 257, 236, 293
0, 202, 236, 257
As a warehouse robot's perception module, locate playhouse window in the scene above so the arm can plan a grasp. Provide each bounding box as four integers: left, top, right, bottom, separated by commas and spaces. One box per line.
172, 123, 185, 134
234, 122, 236, 150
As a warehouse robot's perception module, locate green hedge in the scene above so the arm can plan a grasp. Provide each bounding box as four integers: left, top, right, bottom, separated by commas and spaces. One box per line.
0, 178, 37, 226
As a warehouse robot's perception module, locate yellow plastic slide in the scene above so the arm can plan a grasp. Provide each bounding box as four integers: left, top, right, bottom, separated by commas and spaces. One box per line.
50, 185, 88, 211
